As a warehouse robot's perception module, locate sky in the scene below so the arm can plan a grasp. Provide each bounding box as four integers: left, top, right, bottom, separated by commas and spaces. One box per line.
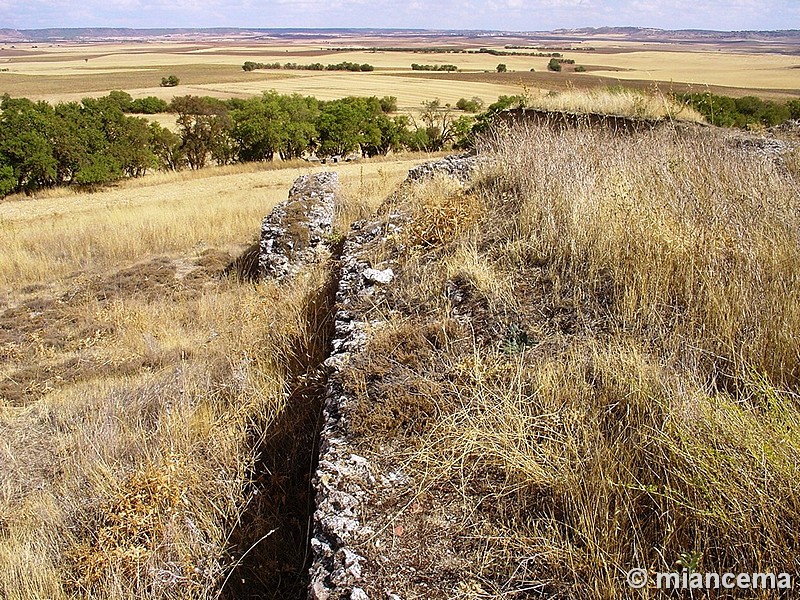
1, 0, 798, 32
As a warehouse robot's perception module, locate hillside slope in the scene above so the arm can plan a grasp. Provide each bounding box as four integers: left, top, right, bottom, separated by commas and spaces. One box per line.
313, 123, 800, 598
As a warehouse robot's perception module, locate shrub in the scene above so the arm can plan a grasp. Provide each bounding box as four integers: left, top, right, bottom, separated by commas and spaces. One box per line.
548, 58, 562, 72
680, 92, 794, 128
496, 63, 507, 73
160, 75, 180, 87
456, 97, 483, 112
128, 96, 169, 114
411, 63, 458, 72
789, 99, 800, 120
379, 96, 398, 113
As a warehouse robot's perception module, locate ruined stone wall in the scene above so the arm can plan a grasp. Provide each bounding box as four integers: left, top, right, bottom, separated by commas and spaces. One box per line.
256, 158, 481, 600
259, 172, 338, 279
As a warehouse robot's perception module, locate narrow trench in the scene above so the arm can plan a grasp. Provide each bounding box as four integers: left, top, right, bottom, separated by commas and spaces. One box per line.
220, 242, 342, 600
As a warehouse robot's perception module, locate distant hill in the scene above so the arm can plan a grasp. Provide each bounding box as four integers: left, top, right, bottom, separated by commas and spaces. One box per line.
1, 26, 799, 44
553, 26, 800, 41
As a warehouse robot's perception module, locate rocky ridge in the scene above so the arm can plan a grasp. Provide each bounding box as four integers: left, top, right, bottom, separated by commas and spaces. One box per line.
259, 171, 338, 279
256, 155, 481, 599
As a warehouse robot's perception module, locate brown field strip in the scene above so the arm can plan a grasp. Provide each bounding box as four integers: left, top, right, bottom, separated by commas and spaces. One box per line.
391, 70, 800, 100
0, 64, 293, 99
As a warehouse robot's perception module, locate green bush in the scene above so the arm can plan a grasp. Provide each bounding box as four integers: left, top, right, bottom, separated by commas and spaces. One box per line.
379, 96, 398, 113
128, 96, 169, 114
548, 58, 562, 72
680, 92, 795, 128
411, 63, 458, 72
160, 75, 180, 87
456, 97, 483, 112
789, 99, 800, 120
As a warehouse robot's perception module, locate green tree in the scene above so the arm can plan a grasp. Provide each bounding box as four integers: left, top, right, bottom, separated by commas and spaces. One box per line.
496, 63, 507, 72
316, 97, 372, 157
128, 96, 169, 114
149, 122, 186, 171
230, 94, 287, 162
0, 96, 59, 194
73, 154, 122, 187
105, 90, 134, 112
411, 98, 456, 151
110, 116, 156, 177
160, 74, 180, 87
548, 58, 562, 72
0, 164, 15, 196
451, 115, 477, 149
278, 93, 319, 160
171, 95, 231, 169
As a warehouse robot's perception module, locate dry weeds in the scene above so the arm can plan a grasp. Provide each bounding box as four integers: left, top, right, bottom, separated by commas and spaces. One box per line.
346, 124, 800, 598
0, 157, 411, 598
526, 86, 706, 121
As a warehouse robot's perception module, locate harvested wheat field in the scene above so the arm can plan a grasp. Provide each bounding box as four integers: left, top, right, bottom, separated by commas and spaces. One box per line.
2, 32, 798, 108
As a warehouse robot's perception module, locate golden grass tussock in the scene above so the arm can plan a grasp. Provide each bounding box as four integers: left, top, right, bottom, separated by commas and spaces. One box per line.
346, 123, 800, 597
526, 86, 707, 121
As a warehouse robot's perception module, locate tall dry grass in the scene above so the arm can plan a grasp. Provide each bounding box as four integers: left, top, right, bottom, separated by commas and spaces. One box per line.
350, 123, 800, 597
0, 157, 409, 598
1, 271, 327, 598
479, 124, 799, 388
526, 86, 706, 122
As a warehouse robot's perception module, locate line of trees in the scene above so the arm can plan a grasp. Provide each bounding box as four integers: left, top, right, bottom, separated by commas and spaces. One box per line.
411, 63, 458, 72
679, 92, 800, 128
242, 61, 374, 72
0, 91, 476, 197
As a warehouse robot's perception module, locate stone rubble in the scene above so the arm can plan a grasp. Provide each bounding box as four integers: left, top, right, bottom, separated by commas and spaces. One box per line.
405, 153, 482, 183
259, 171, 338, 279
309, 215, 398, 600
259, 157, 478, 599
309, 155, 481, 600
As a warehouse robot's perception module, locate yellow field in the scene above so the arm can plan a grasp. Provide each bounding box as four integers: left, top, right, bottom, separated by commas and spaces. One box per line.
0, 156, 433, 290
199, 71, 524, 111
581, 49, 800, 90
1, 37, 796, 109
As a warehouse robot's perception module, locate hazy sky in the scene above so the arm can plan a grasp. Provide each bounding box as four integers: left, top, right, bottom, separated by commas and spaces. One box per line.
2, 0, 798, 32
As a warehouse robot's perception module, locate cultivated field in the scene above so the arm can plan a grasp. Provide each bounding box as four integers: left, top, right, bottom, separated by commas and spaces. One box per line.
1, 31, 798, 110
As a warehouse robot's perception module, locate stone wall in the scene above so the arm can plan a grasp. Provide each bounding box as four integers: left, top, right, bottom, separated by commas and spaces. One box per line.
259, 172, 338, 279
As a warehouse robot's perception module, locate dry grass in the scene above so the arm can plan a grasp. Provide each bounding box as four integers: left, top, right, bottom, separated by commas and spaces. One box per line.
0, 156, 416, 598
0, 263, 322, 599
347, 124, 800, 597
526, 86, 707, 121
0, 157, 426, 291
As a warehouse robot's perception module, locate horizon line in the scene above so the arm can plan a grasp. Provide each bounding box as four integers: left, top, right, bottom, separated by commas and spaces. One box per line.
3, 26, 800, 34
